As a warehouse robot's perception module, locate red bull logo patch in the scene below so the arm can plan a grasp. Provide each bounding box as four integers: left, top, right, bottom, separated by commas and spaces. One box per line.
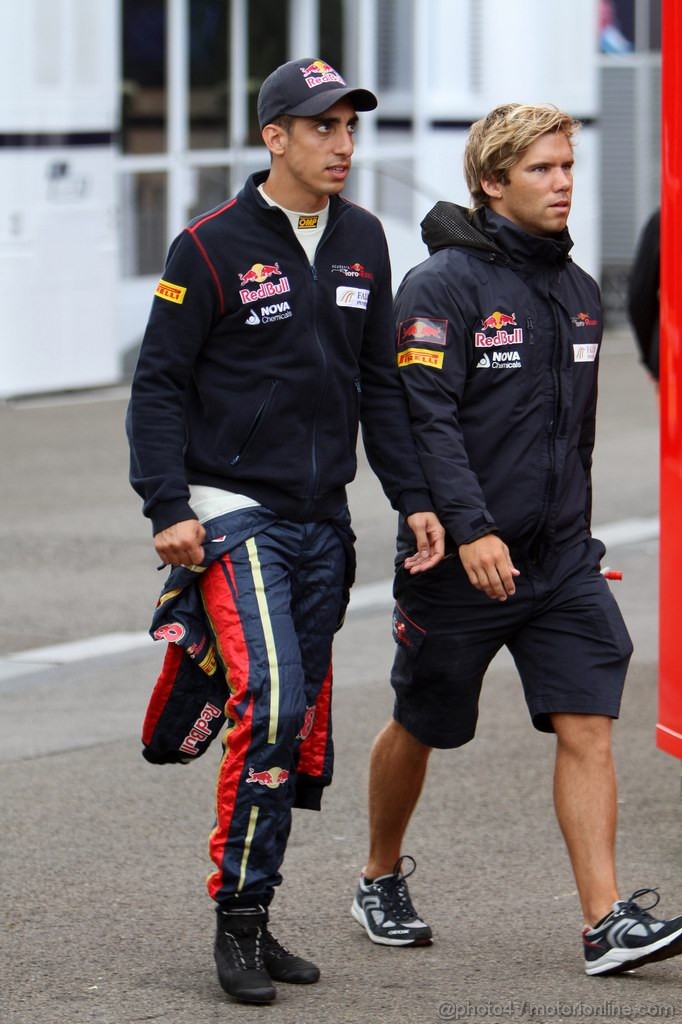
398, 347, 444, 370
475, 310, 523, 348
238, 262, 291, 305
238, 262, 283, 286
399, 318, 448, 347
300, 60, 345, 88
179, 702, 223, 756
155, 279, 186, 304
245, 766, 290, 788
480, 310, 516, 330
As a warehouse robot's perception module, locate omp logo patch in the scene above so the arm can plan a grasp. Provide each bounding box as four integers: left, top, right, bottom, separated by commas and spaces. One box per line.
155, 279, 186, 304
398, 347, 444, 370
298, 215, 319, 229
398, 318, 448, 346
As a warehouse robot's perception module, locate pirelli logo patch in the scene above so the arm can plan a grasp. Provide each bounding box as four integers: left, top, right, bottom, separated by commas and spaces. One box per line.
155, 279, 187, 304
398, 347, 444, 370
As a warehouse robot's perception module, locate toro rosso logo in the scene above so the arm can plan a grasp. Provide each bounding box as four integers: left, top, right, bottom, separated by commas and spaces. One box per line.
571, 311, 599, 327
475, 309, 523, 348
238, 261, 291, 305
300, 60, 345, 88
398, 318, 448, 347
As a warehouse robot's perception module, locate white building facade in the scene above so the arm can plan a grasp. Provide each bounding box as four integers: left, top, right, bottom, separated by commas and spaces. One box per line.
0, 0, 660, 397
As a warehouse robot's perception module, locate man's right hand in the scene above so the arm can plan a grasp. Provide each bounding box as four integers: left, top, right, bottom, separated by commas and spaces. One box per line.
458, 533, 520, 601
154, 519, 206, 567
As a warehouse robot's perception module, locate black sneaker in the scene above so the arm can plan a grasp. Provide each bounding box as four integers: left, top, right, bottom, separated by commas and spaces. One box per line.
583, 888, 682, 975
261, 928, 320, 984
214, 906, 276, 1004
351, 855, 432, 946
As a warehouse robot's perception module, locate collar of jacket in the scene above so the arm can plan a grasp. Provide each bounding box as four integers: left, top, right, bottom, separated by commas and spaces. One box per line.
421, 201, 573, 268
243, 169, 347, 228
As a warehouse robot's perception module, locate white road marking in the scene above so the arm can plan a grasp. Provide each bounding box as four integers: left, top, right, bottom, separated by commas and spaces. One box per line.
0, 516, 660, 680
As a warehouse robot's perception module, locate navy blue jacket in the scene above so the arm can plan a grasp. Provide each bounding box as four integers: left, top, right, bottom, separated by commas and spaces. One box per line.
127, 171, 433, 535
394, 203, 602, 563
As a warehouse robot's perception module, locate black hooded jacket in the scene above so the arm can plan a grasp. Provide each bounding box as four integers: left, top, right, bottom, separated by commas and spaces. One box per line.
394, 203, 603, 562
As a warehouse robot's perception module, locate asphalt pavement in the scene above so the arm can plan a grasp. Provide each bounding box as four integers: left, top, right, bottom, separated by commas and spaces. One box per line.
1, 329, 680, 1024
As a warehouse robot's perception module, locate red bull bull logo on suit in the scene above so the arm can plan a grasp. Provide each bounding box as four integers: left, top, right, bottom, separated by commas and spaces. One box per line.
245, 766, 290, 788
475, 310, 523, 348
238, 261, 291, 304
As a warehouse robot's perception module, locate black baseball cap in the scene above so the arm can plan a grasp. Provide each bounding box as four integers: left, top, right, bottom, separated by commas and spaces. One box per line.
257, 57, 378, 129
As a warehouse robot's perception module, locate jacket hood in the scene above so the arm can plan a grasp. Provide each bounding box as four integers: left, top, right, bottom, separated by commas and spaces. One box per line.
421, 202, 573, 266
421, 202, 501, 257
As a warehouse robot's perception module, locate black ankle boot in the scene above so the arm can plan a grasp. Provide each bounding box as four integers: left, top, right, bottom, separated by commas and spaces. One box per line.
214, 905, 276, 1004
261, 927, 320, 983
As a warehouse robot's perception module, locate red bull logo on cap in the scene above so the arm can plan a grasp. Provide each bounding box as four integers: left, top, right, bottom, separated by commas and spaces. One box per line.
398, 318, 448, 347
300, 60, 345, 88
238, 261, 291, 305
475, 310, 523, 348
245, 766, 290, 788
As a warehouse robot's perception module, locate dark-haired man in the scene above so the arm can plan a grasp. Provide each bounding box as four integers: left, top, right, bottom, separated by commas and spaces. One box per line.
127, 57, 443, 1004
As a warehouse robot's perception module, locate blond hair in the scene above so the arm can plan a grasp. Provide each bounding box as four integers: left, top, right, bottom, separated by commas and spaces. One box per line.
464, 104, 580, 207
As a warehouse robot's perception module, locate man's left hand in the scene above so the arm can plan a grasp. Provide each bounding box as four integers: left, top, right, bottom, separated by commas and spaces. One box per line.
403, 512, 445, 573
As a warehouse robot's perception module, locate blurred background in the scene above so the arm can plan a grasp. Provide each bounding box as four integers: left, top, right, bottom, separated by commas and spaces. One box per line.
0, 0, 660, 398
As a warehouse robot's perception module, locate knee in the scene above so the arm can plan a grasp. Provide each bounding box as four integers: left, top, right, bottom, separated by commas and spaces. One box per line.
377, 718, 433, 762
552, 713, 614, 760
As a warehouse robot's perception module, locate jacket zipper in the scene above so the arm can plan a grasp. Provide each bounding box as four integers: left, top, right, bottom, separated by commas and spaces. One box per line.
230, 380, 279, 465
300, 215, 344, 519
529, 305, 561, 559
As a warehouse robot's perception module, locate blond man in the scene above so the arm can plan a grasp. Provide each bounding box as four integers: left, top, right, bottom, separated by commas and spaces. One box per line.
352, 104, 682, 977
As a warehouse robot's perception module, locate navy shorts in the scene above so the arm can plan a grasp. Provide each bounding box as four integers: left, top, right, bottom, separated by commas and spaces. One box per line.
390, 537, 633, 749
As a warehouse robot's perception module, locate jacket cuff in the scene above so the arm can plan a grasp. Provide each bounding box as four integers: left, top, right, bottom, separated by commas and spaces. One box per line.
456, 517, 499, 546
293, 774, 325, 811
397, 489, 436, 519
149, 500, 198, 536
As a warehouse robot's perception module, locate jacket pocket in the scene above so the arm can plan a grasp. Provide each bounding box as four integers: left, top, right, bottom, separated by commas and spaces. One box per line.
229, 380, 280, 466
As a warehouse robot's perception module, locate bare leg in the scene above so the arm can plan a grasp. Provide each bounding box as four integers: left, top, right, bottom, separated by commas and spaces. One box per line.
551, 712, 620, 925
365, 719, 432, 879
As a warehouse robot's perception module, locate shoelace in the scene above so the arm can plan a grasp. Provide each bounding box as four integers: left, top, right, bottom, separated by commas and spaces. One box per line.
374, 855, 419, 921
615, 887, 661, 921
219, 919, 265, 970
261, 929, 292, 960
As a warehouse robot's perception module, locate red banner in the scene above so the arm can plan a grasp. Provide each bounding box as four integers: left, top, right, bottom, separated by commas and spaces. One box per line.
657, 0, 682, 757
